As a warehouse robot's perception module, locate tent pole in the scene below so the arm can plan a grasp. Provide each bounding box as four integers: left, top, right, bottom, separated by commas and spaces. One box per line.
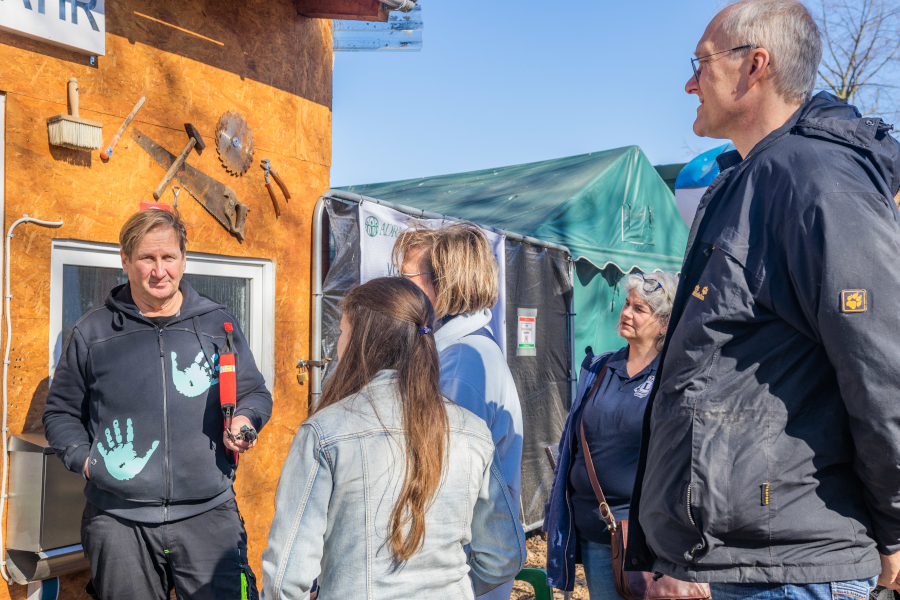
568, 258, 577, 409
310, 195, 327, 409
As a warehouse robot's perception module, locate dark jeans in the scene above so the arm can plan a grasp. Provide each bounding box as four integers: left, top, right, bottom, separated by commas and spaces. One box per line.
81, 499, 259, 600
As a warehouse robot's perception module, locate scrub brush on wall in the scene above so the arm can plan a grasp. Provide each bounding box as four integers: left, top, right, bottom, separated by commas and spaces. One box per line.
47, 78, 103, 151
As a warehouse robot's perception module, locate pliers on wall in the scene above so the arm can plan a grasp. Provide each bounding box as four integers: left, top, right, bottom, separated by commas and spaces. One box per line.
261, 158, 291, 218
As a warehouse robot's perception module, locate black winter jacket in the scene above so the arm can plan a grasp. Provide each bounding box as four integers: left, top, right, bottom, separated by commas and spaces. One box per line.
626, 93, 900, 583
43, 282, 272, 522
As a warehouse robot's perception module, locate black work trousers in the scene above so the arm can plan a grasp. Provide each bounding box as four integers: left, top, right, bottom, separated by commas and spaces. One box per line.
81, 499, 259, 600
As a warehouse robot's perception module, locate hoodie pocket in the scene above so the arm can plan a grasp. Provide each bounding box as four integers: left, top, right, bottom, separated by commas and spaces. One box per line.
88, 416, 164, 500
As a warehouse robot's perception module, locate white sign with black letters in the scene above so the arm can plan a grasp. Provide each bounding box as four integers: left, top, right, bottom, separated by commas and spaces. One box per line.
358, 201, 508, 358
0, 0, 105, 56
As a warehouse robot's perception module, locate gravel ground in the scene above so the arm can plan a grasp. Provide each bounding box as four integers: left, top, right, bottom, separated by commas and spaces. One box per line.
511, 534, 589, 599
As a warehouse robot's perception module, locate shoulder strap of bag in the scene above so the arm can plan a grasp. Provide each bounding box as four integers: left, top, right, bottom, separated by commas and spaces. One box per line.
579, 361, 618, 533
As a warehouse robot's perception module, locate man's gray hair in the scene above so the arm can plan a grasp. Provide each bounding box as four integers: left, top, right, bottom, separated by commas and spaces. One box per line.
621, 270, 679, 351
721, 0, 822, 104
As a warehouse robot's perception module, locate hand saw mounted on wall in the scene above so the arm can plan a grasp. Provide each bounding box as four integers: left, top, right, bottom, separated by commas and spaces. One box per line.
132, 129, 249, 242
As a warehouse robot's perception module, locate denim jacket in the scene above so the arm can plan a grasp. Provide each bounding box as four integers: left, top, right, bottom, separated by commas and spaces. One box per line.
262, 370, 526, 600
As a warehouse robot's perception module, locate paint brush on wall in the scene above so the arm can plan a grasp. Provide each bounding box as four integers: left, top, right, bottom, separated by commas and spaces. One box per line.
47, 78, 103, 151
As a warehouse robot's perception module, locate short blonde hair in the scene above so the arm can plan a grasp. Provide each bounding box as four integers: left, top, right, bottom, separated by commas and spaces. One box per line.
119, 210, 187, 259
393, 222, 499, 319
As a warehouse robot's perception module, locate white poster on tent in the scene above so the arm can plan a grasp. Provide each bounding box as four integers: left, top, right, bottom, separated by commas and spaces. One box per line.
358, 201, 507, 358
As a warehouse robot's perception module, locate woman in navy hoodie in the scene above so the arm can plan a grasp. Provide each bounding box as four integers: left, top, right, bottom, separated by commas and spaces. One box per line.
543, 271, 677, 599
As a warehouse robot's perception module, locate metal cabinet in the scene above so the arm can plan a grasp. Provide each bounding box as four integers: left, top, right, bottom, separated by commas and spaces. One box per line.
6, 433, 88, 584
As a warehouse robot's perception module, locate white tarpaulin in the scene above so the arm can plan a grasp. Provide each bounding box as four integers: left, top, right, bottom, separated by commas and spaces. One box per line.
675, 187, 705, 227
358, 201, 507, 357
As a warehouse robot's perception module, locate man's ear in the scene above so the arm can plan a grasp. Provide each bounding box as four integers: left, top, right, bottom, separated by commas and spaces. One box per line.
120, 249, 128, 270
747, 47, 771, 89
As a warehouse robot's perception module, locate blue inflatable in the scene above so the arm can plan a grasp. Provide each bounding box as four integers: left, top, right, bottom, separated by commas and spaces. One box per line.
675, 142, 734, 190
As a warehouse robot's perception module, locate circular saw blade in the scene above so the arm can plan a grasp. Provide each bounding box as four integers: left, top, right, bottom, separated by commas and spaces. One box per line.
216, 110, 254, 176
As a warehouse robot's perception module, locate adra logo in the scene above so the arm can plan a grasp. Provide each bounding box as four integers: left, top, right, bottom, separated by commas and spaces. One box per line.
365, 216, 379, 237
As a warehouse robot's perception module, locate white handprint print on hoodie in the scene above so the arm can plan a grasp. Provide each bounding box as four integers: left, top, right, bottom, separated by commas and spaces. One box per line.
170, 351, 219, 398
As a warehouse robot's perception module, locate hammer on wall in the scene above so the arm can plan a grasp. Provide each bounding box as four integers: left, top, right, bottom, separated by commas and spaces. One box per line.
153, 124, 206, 200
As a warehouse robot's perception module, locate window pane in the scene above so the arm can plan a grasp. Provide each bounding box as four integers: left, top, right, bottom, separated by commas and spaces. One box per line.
61, 266, 251, 343
62, 265, 128, 345
182, 273, 251, 338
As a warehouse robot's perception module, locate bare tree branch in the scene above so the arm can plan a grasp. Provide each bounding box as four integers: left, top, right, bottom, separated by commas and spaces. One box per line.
816, 0, 900, 112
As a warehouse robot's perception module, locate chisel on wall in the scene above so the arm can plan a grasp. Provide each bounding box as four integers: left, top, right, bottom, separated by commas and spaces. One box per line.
101, 96, 146, 160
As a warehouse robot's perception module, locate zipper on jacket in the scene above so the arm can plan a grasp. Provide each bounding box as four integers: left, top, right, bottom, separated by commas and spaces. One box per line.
158, 329, 170, 520
564, 486, 573, 587
686, 484, 696, 526
683, 484, 706, 563
684, 542, 705, 563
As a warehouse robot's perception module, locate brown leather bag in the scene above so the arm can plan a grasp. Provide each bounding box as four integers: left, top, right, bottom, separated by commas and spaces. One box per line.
578, 364, 710, 600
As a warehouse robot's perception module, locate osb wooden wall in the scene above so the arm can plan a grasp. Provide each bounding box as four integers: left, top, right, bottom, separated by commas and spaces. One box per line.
0, 0, 332, 597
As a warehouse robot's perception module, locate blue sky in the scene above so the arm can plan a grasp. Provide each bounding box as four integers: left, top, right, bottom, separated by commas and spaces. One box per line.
331, 0, 729, 187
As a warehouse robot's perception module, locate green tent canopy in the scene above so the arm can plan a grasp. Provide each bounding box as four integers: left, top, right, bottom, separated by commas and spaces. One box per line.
341, 146, 689, 358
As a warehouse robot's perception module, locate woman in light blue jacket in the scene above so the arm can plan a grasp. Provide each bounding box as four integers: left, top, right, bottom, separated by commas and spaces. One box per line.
394, 223, 524, 600
262, 277, 526, 600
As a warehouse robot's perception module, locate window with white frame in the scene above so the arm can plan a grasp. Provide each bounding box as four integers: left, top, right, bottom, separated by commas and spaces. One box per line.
49, 240, 276, 387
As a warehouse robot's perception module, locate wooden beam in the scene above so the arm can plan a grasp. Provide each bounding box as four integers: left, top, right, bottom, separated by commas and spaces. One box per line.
295, 0, 389, 22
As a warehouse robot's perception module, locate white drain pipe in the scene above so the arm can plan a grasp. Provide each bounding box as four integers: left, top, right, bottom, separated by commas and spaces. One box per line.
0, 215, 64, 581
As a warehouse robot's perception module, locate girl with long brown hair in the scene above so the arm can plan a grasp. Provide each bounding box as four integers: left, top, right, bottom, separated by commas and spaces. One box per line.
262, 277, 526, 600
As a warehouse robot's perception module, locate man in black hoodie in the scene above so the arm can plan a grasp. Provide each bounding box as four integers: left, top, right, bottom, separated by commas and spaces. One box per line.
43, 209, 272, 600
624, 0, 900, 597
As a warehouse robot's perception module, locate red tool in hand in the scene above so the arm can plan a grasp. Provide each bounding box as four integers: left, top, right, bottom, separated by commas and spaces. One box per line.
219, 323, 239, 465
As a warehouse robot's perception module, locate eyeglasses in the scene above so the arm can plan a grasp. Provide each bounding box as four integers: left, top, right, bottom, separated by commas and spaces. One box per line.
691, 45, 758, 82
638, 273, 663, 294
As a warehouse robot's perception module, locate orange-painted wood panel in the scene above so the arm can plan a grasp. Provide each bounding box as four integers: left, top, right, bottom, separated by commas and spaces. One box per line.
0, 0, 332, 597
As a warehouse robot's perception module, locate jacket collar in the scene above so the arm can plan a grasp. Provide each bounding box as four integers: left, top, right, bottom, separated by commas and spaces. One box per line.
716, 92, 894, 170
434, 309, 492, 352
367, 369, 398, 388
716, 101, 805, 171
106, 280, 226, 327
606, 345, 660, 381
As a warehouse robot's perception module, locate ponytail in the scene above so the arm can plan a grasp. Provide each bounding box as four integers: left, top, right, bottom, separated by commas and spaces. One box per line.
317, 277, 448, 562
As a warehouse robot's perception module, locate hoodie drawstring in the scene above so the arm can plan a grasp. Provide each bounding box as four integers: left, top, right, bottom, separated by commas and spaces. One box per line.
192, 316, 214, 368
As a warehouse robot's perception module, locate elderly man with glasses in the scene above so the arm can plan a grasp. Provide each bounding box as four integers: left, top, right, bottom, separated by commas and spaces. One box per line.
624, 0, 900, 598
